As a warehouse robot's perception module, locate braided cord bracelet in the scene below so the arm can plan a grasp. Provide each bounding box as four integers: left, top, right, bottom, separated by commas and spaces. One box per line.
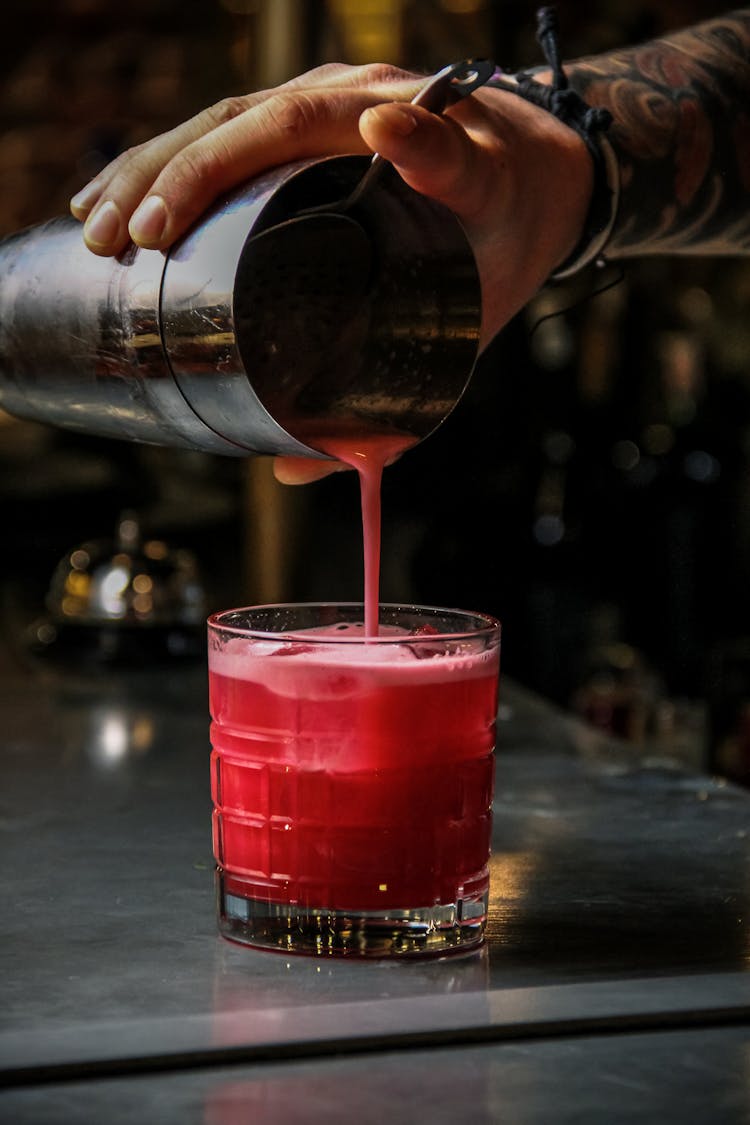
485, 6, 620, 282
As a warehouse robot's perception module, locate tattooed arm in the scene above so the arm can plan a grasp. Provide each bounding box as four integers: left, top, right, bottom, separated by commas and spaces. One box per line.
566, 8, 750, 257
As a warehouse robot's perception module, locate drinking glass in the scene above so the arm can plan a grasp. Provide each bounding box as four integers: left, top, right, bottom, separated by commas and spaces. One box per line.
207, 603, 501, 957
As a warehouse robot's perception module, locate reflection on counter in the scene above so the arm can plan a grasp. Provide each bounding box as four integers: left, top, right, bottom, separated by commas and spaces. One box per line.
45, 665, 208, 774
78, 705, 156, 770
210, 939, 490, 1023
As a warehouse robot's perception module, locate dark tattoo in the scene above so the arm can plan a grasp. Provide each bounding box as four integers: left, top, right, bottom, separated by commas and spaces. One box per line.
567, 9, 750, 256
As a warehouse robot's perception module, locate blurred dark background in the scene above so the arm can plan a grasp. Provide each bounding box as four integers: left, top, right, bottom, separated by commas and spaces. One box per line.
2, 0, 749, 782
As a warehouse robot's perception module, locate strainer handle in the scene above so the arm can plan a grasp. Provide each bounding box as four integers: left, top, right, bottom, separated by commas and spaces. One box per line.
344, 58, 497, 210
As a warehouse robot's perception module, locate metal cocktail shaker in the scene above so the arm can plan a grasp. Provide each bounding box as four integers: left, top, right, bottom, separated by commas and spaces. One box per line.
0, 156, 481, 459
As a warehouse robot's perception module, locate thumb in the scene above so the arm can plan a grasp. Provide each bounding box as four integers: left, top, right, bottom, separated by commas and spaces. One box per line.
359, 102, 483, 217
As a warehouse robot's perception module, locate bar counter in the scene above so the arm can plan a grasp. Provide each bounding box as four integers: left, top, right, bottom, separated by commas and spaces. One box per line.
0, 649, 748, 1122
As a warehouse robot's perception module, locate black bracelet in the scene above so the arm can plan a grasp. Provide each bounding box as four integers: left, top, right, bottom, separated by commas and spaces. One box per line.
486, 6, 620, 282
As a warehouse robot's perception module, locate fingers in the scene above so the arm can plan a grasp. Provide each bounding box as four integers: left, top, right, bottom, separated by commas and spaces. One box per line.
127, 89, 376, 250
75, 90, 375, 256
71, 99, 260, 256
70, 63, 423, 257
273, 458, 350, 486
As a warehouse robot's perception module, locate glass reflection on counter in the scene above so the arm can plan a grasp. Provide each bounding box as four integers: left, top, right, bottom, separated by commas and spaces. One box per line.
81, 704, 156, 768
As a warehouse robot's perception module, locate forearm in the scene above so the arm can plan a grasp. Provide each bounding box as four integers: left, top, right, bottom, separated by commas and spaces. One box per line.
566, 8, 750, 257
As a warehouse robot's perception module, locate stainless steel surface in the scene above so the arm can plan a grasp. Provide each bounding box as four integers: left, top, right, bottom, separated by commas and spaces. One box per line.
3, 973, 748, 1083
0, 155, 481, 458
3, 1027, 748, 1125
0, 661, 747, 1119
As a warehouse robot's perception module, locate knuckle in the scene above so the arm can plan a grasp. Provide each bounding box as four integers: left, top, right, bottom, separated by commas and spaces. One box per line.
98, 143, 158, 196
108, 133, 167, 177
103, 142, 147, 179
301, 62, 353, 83
203, 95, 251, 129
354, 62, 415, 88
264, 91, 323, 140
165, 142, 226, 199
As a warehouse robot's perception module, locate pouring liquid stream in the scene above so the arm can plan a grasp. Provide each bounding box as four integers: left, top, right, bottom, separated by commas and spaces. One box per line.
263, 65, 494, 634
300, 432, 417, 637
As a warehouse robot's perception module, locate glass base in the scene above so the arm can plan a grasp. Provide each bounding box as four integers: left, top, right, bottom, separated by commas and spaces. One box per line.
216, 870, 488, 958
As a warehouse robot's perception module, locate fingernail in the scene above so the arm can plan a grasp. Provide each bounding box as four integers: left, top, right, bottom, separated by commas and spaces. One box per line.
70, 181, 100, 216
83, 200, 121, 248
364, 103, 419, 136
129, 195, 167, 245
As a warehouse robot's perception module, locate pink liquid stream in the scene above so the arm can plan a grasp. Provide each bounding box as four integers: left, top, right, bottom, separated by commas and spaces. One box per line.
315, 433, 416, 636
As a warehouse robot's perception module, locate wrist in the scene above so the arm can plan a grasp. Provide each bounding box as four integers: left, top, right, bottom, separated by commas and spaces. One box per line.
487, 7, 620, 282
489, 70, 619, 282
548, 131, 620, 280
468, 88, 595, 347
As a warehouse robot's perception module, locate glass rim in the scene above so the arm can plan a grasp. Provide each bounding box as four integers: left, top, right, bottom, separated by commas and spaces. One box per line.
207, 601, 501, 644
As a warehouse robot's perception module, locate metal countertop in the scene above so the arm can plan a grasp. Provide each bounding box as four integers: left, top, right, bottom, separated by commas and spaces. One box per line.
0, 657, 748, 1122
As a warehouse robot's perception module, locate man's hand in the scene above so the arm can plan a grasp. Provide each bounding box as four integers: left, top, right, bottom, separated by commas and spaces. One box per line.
70, 62, 593, 484
71, 61, 592, 351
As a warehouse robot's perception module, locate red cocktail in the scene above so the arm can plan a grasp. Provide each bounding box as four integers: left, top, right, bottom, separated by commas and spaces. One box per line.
208, 603, 500, 957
